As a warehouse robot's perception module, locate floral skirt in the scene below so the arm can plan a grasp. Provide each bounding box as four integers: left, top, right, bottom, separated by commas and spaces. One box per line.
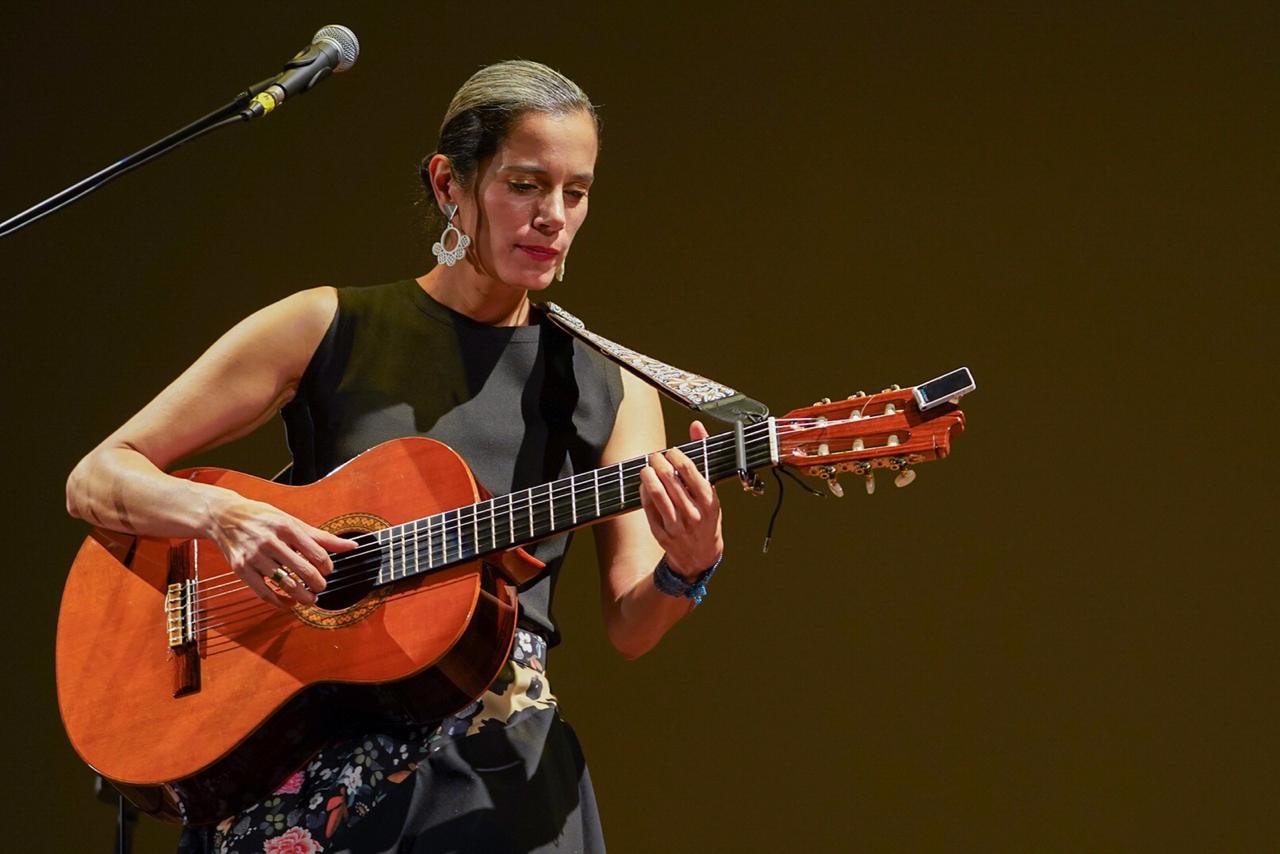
177, 629, 604, 854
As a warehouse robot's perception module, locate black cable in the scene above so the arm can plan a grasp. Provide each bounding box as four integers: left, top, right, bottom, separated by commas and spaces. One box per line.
761, 467, 825, 554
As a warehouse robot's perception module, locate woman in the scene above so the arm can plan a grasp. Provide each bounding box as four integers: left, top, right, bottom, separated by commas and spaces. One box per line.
66, 60, 724, 852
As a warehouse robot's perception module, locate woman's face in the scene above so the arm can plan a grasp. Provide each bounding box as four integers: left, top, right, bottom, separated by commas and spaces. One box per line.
460, 109, 598, 291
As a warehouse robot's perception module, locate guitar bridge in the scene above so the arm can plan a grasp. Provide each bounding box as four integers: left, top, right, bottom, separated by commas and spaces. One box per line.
165, 542, 201, 698
165, 580, 194, 648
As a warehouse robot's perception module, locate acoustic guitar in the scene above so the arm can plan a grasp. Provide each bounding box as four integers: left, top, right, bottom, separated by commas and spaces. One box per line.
56, 368, 973, 825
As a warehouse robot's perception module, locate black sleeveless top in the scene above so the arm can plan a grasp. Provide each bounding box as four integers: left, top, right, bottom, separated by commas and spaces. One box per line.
281, 279, 624, 646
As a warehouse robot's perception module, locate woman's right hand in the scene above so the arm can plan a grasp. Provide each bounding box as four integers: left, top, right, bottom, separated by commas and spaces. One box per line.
206, 495, 360, 608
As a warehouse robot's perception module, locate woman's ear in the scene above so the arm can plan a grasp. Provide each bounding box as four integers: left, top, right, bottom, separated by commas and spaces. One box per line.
426, 154, 456, 214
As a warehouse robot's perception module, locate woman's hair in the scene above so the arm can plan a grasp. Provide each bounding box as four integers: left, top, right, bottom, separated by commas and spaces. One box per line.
419, 60, 599, 227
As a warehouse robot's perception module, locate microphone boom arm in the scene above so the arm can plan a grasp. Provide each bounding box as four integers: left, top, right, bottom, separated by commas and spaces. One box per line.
0, 22, 358, 239
0, 85, 268, 239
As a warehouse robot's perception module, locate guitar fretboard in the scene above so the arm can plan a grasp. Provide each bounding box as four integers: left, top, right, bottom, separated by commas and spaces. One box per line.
368, 419, 777, 584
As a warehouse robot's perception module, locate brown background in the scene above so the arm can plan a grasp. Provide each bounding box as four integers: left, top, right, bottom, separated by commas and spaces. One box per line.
1, 2, 1273, 851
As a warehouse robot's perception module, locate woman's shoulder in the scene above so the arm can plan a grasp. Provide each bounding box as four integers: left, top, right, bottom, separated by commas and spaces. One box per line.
331, 278, 419, 311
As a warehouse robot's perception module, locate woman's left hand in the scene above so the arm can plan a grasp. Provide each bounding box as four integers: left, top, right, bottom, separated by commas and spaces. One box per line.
638, 420, 724, 578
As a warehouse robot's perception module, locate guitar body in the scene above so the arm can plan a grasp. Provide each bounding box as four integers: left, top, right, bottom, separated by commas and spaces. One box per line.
56, 437, 535, 825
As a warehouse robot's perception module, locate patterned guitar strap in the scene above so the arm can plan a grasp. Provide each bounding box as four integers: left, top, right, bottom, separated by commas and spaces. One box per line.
541, 302, 769, 425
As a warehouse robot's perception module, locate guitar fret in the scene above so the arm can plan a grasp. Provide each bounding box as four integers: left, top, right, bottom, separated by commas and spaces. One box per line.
381, 528, 392, 582
527, 490, 534, 539
394, 524, 404, 578
472, 508, 479, 559
618, 463, 625, 506
428, 513, 437, 568
489, 500, 496, 553
593, 469, 600, 518
702, 439, 709, 478
391, 526, 400, 580
412, 519, 419, 577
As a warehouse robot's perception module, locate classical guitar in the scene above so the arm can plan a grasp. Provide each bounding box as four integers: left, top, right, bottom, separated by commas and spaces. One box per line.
56, 368, 974, 825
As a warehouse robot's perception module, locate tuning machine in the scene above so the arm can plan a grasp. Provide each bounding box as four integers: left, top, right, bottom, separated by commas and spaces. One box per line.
889, 456, 916, 488
816, 465, 844, 497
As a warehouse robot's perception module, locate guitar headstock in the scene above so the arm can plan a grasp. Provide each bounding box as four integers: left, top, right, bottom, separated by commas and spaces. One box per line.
775, 367, 974, 495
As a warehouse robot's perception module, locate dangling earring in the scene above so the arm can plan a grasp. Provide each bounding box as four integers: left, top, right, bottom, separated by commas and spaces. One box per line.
432, 203, 471, 267
556, 252, 567, 282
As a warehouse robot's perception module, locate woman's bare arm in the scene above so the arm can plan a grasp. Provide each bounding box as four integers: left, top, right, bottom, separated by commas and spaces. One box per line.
593, 371, 725, 659
65, 286, 355, 606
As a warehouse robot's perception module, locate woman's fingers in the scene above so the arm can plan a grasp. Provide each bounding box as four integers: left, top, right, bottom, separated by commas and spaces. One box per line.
310, 525, 360, 554
640, 462, 678, 538
241, 557, 295, 609
265, 540, 324, 604
665, 447, 715, 510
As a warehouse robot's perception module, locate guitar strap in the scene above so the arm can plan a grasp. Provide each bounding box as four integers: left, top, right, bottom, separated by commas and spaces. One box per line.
542, 302, 769, 425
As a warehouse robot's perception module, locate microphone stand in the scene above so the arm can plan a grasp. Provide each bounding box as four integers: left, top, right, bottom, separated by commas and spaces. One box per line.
0, 77, 276, 239
94, 774, 137, 854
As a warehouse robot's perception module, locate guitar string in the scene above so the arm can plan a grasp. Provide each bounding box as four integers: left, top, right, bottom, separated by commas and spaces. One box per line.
184, 435, 765, 634
183, 422, 785, 603
179, 413, 871, 635
185, 421, 885, 638
184, 418, 808, 599
176, 417, 839, 635
182, 427, 773, 622
184, 408, 870, 603
180, 417, 842, 634
196, 576, 468, 651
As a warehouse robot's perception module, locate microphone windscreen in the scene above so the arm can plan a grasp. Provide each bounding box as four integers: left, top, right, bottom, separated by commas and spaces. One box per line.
314, 25, 360, 72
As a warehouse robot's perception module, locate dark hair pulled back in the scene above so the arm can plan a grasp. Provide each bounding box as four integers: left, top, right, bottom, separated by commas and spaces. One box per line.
419, 60, 600, 230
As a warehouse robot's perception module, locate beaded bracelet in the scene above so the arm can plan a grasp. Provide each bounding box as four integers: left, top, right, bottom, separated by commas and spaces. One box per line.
653, 553, 723, 606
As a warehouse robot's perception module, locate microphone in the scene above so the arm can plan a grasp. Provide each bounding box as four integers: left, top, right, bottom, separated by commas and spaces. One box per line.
244, 24, 360, 118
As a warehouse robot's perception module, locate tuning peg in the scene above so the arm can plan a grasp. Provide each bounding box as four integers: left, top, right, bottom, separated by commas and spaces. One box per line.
894, 468, 916, 488
815, 464, 844, 497
812, 397, 831, 406
864, 473, 876, 495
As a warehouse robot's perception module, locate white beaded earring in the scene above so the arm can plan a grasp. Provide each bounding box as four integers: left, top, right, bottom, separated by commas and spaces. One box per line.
432, 203, 471, 267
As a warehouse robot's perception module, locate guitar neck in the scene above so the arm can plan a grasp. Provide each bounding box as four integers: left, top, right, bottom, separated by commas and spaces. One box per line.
370, 418, 779, 584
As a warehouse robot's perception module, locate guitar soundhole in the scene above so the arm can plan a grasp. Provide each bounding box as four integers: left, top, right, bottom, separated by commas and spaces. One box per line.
314, 527, 378, 612
314, 572, 374, 612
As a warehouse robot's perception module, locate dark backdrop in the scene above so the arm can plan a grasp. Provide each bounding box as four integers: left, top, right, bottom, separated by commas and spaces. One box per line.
1, 3, 1273, 852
